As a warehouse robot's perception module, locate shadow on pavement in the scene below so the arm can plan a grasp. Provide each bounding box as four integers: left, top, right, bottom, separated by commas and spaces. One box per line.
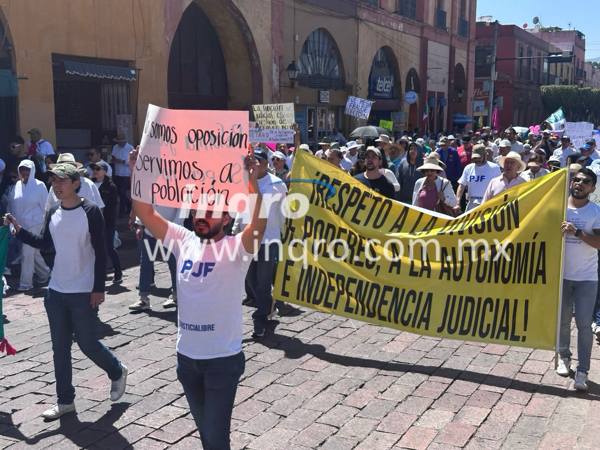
0, 403, 131, 448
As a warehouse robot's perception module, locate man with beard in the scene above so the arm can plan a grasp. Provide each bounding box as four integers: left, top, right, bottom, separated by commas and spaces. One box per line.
353, 146, 395, 199
558, 168, 600, 391
454, 144, 501, 212
128, 147, 266, 448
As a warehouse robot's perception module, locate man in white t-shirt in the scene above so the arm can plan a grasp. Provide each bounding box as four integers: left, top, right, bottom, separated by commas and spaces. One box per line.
454, 144, 501, 213
553, 135, 576, 167
129, 147, 266, 448
505, 127, 524, 155
558, 167, 600, 391
110, 133, 134, 216
236, 148, 287, 337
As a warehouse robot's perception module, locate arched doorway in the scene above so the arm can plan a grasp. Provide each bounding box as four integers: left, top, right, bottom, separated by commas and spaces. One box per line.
166, 0, 263, 111
453, 63, 467, 116
0, 18, 16, 152
168, 3, 227, 110
406, 69, 420, 130
368, 47, 401, 128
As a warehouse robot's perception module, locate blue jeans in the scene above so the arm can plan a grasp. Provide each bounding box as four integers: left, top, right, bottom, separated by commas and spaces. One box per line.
44, 289, 123, 404
593, 251, 600, 326
138, 234, 177, 296
246, 243, 280, 327
177, 351, 245, 450
105, 227, 122, 273
559, 279, 597, 373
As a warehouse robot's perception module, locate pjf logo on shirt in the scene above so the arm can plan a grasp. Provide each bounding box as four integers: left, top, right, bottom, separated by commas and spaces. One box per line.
469, 175, 486, 182
181, 261, 216, 278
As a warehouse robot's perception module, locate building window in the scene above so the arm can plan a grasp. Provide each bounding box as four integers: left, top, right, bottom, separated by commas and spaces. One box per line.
298, 29, 345, 90
368, 48, 396, 99
475, 46, 493, 77
537, 52, 542, 83
527, 48, 532, 81
397, 0, 416, 19
518, 45, 524, 78
436, 1, 447, 30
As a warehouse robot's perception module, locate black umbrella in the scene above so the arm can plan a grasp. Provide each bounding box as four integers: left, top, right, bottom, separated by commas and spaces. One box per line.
349, 126, 391, 140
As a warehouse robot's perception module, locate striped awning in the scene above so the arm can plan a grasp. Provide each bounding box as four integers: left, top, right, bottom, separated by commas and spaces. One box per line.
63, 61, 136, 81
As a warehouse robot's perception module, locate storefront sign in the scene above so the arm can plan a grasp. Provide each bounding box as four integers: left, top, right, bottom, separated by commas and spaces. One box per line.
473, 100, 485, 114
391, 112, 407, 131
345, 96, 375, 120
319, 91, 330, 103
252, 103, 295, 129
370, 76, 394, 99
404, 91, 417, 104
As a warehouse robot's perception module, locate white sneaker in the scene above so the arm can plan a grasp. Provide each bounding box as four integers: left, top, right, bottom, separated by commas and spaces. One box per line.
594, 323, 600, 341
41, 402, 75, 419
268, 307, 280, 320
162, 293, 177, 308
574, 371, 588, 391
129, 297, 151, 311
557, 357, 571, 377
110, 365, 128, 401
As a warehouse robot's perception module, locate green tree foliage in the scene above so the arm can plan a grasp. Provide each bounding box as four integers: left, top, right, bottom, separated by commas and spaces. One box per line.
541, 85, 600, 124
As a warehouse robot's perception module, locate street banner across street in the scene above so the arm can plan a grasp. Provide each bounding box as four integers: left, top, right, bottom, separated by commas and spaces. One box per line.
132, 104, 249, 211
274, 151, 567, 350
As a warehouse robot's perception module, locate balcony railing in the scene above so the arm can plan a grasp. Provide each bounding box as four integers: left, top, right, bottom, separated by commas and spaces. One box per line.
436, 9, 447, 31
459, 18, 468, 38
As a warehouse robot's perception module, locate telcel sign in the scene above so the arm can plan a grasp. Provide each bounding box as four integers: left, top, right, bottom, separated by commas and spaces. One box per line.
404, 91, 417, 104
370, 76, 394, 99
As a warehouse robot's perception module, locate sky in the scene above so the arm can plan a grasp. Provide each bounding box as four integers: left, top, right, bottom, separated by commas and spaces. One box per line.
476, 0, 600, 60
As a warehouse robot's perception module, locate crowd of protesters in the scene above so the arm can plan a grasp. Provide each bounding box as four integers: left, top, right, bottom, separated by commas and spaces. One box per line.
3, 120, 600, 448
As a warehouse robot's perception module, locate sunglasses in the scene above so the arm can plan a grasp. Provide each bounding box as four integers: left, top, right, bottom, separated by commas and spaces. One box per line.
573, 177, 593, 185
271, 158, 282, 162
92, 167, 103, 171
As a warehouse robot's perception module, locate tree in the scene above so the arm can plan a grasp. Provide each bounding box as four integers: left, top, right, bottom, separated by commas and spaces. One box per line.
541, 85, 600, 124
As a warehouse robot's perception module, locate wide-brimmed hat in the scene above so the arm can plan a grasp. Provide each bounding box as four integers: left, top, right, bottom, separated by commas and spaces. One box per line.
498, 151, 526, 172
375, 134, 391, 144
428, 152, 447, 169
329, 142, 341, 151
548, 155, 561, 165
318, 137, 332, 146
113, 133, 128, 143
299, 144, 313, 154
49, 153, 83, 169
346, 141, 360, 150
417, 157, 445, 172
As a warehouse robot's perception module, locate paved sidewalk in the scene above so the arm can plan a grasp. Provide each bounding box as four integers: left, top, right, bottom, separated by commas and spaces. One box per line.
0, 259, 599, 449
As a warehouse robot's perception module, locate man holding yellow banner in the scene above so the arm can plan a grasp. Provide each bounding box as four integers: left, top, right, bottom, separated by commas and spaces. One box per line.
559, 167, 600, 390
275, 150, 566, 352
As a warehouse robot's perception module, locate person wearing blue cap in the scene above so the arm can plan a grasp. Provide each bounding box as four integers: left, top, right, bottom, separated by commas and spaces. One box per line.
578, 144, 595, 168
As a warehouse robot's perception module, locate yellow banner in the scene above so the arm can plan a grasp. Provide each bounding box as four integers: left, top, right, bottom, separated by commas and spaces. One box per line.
274, 151, 567, 350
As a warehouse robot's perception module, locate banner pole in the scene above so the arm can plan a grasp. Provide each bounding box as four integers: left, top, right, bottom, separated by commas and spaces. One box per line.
555, 168, 568, 369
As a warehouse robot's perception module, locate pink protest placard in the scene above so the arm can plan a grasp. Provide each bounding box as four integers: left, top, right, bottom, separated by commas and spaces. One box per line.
132, 104, 250, 211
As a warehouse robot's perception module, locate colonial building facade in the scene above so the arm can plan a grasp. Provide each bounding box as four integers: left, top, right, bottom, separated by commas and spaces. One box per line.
0, 0, 476, 155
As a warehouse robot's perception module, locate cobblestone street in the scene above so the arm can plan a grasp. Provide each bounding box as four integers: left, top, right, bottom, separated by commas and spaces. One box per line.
0, 256, 599, 449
